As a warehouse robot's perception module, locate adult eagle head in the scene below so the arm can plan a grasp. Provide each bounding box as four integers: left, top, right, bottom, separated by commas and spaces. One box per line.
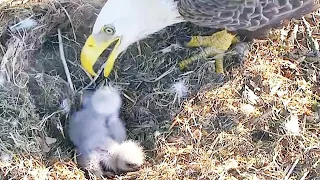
80, 0, 184, 77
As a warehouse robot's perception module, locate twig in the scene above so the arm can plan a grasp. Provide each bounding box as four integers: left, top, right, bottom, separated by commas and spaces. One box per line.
57, 29, 75, 92
136, 41, 142, 56
123, 92, 135, 103
55, 0, 77, 41
284, 158, 300, 180
302, 17, 319, 56
287, 24, 299, 47
141, 66, 175, 82
252, 108, 273, 124
299, 171, 309, 180
81, 61, 106, 90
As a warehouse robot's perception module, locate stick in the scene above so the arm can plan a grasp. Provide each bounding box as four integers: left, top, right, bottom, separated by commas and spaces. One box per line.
302, 17, 319, 56
58, 29, 75, 92
284, 158, 300, 180
81, 62, 106, 90
299, 171, 309, 180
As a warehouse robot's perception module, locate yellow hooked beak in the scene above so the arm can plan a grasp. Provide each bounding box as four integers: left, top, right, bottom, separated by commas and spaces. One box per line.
80, 35, 121, 77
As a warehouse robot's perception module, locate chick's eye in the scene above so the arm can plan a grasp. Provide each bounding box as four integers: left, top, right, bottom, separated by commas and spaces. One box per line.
101, 25, 115, 35
126, 162, 136, 167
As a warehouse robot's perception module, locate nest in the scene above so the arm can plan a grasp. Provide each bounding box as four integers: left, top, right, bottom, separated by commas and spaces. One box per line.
0, 0, 319, 179
0, 0, 105, 178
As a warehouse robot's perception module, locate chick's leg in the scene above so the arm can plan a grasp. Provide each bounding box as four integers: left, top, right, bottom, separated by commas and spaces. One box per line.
178, 30, 239, 74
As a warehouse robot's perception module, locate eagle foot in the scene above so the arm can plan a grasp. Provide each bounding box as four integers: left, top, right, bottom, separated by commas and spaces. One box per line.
179, 29, 237, 49
178, 29, 239, 74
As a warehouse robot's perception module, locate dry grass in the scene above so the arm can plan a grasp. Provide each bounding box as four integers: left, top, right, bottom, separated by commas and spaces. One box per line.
0, 0, 319, 179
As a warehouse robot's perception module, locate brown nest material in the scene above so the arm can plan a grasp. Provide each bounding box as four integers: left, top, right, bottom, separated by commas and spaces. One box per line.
0, 0, 319, 179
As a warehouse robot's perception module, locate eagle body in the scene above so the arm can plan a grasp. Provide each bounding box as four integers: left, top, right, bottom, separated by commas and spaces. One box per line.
80, 0, 319, 77
178, 0, 319, 38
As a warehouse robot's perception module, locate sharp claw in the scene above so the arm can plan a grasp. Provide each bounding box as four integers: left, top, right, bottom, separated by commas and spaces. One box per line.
228, 42, 250, 66
177, 35, 192, 47
214, 73, 225, 83
177, 30, 237, 71
215, 57, 224, 74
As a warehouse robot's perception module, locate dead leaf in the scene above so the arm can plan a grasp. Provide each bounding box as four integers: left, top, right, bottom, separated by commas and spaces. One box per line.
45, 137, 57, 145
243, 85, 259, 105
36, 136, 51, 153
42, 143, 51, 153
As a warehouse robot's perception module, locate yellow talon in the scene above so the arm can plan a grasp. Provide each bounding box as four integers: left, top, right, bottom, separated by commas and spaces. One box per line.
185, 29, 236, 50
179, 29, 237, 73
179, 47, 224, 71
215, 57, 224, 74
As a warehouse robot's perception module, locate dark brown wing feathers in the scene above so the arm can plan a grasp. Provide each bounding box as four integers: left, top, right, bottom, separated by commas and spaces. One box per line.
178, 0, 319, 39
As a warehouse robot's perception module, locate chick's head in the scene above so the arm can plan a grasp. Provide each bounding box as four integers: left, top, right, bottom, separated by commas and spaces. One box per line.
112, 140, 145, 173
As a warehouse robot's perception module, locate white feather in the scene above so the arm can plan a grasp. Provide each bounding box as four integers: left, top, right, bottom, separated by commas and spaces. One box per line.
60, 98, 71, 114
285, 114, 300, 135
9, 17, 38, 32
0, 152, 12, 162
170, 80, 189, 100
0, 71, 6, 86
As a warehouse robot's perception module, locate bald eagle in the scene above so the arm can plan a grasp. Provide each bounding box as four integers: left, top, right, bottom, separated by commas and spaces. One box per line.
80, 0, 319, 77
